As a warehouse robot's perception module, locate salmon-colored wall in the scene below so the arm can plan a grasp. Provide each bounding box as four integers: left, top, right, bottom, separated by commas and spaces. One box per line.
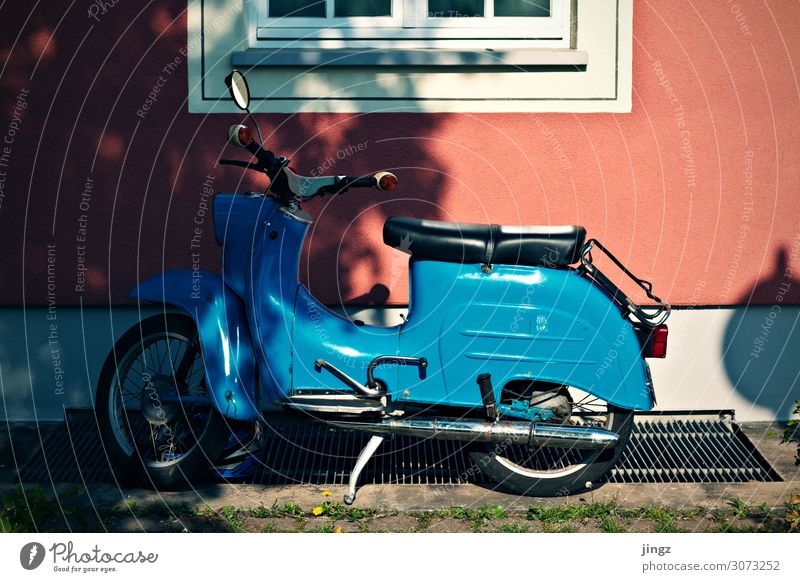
1, 1, 799, 308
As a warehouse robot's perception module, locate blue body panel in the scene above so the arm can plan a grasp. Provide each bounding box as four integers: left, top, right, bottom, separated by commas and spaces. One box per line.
129, 270, 260, 421
397, 260, 652, 411
138, 192, 653, 417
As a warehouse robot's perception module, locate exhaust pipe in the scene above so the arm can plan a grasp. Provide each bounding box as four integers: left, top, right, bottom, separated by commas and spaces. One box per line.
334, 417, 619, 450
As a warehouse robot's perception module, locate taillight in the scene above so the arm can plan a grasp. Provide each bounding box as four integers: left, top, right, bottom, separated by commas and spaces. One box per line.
646, 324, 668, 358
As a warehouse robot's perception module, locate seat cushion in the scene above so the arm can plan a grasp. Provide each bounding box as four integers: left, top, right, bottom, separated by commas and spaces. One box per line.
383, 216, 586, 268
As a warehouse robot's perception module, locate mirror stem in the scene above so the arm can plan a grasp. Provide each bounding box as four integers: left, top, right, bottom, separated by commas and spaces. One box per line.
247, 109, 264, 146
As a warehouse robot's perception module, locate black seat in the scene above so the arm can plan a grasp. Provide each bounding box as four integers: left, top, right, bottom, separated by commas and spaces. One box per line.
383, 216, 586, 268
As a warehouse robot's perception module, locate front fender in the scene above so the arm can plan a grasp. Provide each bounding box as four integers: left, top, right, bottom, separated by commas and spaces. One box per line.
129, 270, 259, 421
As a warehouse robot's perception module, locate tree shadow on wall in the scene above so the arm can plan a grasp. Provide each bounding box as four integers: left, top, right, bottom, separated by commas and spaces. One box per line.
722, 248, 800, 420
0, 2, 449, 310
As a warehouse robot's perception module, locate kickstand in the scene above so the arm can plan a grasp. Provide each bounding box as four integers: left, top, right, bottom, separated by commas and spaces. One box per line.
344, 434, 384, 505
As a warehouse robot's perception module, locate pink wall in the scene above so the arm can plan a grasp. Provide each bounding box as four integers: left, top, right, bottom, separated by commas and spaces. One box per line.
1, 1, 799, 308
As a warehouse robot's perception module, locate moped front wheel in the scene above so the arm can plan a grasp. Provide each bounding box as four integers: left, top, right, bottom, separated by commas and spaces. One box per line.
468, 401, 633, 497
96, 314, 229, 489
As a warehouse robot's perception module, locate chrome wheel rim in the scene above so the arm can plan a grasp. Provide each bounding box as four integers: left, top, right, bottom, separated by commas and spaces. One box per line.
107, 327, 211, 467
490, 388, 619, 480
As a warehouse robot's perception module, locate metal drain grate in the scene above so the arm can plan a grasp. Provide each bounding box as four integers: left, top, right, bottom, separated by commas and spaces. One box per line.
18, 410, 781, 486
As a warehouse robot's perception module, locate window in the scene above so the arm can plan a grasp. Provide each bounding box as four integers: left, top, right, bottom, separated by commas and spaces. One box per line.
188, 0, 632, 113
255, 0, 572, 49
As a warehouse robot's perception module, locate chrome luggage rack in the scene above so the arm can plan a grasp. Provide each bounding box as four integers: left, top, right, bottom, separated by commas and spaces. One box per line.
579, 239, 671, 327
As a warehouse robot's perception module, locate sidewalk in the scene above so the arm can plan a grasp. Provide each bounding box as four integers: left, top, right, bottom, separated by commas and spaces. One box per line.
1, 419, 797, 532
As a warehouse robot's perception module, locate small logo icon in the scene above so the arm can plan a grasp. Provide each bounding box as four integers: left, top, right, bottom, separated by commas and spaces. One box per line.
20, 542, 46, 570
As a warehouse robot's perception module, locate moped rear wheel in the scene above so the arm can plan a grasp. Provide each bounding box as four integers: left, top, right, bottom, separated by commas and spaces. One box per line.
468, 392, 633, 497
96, 314, 229, 489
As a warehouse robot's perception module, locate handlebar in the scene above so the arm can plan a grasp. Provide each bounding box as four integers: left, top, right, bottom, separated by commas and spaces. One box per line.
223, 124, 397, 201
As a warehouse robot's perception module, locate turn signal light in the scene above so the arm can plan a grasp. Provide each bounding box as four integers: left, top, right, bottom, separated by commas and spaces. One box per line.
228, 124, 253, 147
376, 171, 398, 191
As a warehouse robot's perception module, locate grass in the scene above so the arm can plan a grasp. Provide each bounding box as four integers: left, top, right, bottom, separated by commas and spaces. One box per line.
2, 487, 797, 533
729, 498, 750, 519
219, 505, 245, 533
0, 485, 55, 532
526, 501, 619, 523
599, 516, 626, 533
495, 522, 530, 533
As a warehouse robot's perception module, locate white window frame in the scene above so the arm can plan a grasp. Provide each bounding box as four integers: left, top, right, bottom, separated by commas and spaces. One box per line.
254, 0, 572, 49
188, 0, 633, 113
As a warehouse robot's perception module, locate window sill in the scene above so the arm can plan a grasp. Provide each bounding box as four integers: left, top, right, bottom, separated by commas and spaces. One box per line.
230, 48, 588, 69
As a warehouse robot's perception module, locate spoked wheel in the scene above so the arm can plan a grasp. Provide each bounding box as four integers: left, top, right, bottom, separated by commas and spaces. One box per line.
96, 314, 229, 489
468, 385, 633, 497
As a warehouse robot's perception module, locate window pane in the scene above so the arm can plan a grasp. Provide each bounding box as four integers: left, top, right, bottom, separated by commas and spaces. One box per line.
428, 0, 484, 18
335, 0, 391, 17
268, 0, 326, 17
494, 0, 550, 17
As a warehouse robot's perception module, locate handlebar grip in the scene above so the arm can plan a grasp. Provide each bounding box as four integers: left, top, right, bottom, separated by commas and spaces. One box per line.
346, 176, 378, 188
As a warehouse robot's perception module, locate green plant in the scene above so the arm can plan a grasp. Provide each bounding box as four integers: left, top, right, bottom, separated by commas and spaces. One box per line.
599, 516, 626, 533
728, 498, 750, 519
750, 503, 776, 520
653, 517, 683, 533
281, 503, 305, 518
710, 509, 729, 524
786, 496, 800, 532
783, 401, 800, 465
495, 522, 529, 533
249, 504, 276, 519
479, 505, 507, 520
526, 502, 619, 523
0, 485, 54, 532
638, 505, 675, 522
219, 506, 245, 532
346, 507, 378, 521
412, 511, 433, 532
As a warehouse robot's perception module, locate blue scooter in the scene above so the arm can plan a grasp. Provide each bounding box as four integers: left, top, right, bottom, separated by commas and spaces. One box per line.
96, 70, 671, 502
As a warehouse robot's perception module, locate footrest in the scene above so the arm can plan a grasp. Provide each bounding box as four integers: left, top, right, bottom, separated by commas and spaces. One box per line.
284, 392, 384, 414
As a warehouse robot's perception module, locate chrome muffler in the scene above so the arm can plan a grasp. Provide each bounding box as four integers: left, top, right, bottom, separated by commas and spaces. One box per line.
335, 417, 619, 450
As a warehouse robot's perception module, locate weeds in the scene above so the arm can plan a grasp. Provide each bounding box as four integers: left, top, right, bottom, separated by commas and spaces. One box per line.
219, 506, 245, 532
599, 516, 626, 533
728, 498, 750, 519
495, 522, 529, 533
0, 485, 54, 532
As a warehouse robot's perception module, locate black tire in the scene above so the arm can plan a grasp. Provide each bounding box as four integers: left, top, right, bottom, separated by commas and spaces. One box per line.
468, 406, 633, 497
96, 313, 229, 490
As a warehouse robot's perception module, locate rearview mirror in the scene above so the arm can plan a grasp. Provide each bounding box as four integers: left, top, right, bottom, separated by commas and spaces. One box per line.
224, 69, 251, 111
